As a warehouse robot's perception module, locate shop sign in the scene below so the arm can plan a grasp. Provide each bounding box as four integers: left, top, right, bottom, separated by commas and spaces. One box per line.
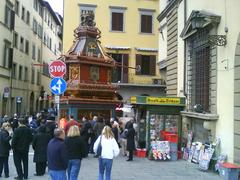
130, 96, 137, 104
146, 97, 180, 105
130, 96, 185, 106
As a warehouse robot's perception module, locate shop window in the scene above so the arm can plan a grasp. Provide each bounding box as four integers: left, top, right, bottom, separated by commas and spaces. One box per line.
135, 54, 156, 75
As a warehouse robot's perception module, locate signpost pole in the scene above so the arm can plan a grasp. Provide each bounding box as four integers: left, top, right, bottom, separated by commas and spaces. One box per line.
55, 95, 60, 122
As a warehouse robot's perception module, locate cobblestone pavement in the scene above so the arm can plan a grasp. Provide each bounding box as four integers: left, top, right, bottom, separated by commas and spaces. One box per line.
2, 153, 221, 180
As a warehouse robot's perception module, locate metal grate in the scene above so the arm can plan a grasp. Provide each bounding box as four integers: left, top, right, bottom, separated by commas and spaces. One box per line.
187, 29, 210, 112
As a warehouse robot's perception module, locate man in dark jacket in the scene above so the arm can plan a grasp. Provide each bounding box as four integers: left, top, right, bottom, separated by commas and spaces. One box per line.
81, 117, 92, 153
12, 117, 33, 180
0, 122, 11, 178
47, 128, 68, 180
32, 125, 51, 176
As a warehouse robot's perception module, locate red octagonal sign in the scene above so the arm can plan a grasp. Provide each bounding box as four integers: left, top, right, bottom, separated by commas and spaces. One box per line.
49, 60, 66, 77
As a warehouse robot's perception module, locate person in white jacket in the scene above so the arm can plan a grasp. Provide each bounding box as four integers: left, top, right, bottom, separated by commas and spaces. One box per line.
94, 126, 120, 180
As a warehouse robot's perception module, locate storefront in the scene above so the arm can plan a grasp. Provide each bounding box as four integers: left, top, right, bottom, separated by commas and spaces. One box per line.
130, 96, 185, 160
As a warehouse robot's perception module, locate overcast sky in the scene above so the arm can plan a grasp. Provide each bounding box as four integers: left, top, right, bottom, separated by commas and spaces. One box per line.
45, 0, 63, 16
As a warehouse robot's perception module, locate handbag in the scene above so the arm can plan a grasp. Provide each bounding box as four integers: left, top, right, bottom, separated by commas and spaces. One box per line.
96, 136, 102, 157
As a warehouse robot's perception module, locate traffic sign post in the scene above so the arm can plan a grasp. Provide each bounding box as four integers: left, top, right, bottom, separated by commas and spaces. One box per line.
49, 60, 66, 77
50, 78, 67, 95
49, 60, 66, 122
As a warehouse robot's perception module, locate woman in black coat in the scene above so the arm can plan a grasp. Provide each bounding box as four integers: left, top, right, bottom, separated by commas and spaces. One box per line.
32, 125, 51, 176
125, 122, 135, 161
0, 122, 11, 178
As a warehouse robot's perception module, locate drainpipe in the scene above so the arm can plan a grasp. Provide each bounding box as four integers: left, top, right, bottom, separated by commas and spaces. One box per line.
183, 0, 187, 98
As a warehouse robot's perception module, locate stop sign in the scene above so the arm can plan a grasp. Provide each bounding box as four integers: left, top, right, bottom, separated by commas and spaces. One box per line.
49, 60, 66, 77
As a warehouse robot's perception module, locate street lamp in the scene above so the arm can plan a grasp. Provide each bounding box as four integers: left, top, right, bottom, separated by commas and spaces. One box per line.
191, 11, 205, 29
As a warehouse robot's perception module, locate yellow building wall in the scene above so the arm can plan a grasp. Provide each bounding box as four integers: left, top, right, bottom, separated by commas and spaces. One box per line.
63, 0, 160, 84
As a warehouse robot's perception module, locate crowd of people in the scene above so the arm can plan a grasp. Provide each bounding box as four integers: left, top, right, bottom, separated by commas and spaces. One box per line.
0, 112, 137, 180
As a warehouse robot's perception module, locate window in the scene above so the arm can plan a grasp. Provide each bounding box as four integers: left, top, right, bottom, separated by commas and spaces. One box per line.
37, 71, 40, 85
32, 44, 36, 60
37, 48, 41, 62
43, 62, 49, 76
33, 0, 38, 11
15, 0, 19, 15
139, 9, 154, 33
54, 44, 57, 55
12, 63, 17, 78
39, 5, 43, 17
19, 65, 23, 80
31, 68, 35, 84
3, 40, 13, 68
58, 42, 62, 51
5, 3, 15, 30
194, 47, 210, 111
49, 38, 52, 50
24, 67, 28, 81
187, 29, 211, 112
20, 37, 24, 52
21, 6, 25, 21
37, 24, 42, 38
111, 12, 123, 31
25, 40, 29, 54
13, 32, 18, 48
26, 11, 30, 25
141, 15, 152, 33
109, 53, 129, 83
32, 19, 38, 34
135, 55, 156, 75
43, 33, 46, 44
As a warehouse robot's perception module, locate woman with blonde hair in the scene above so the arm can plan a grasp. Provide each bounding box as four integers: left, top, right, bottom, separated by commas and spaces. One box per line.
94, 126, 120, 180
65, 125, 87, 180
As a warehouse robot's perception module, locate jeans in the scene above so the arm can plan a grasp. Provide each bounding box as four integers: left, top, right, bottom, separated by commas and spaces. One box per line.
99, 158, 113, 180
0, 156, 9, 177
49, 170, 67, 180
67, 159, 81, 180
